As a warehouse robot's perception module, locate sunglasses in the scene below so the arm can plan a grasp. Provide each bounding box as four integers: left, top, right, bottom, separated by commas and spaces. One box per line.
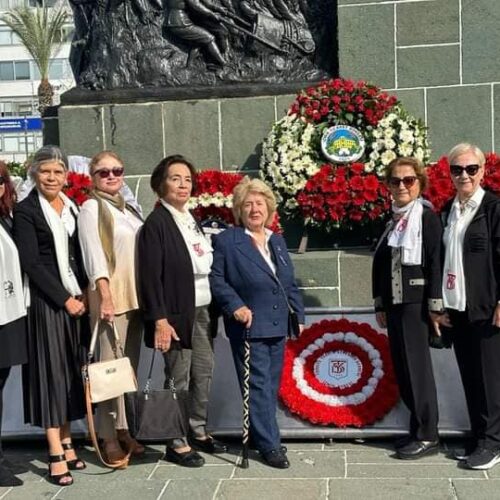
450, 164, 480, 177
92, 167, 124, 179
388, 176, 418, 188
0, 176, 4, 186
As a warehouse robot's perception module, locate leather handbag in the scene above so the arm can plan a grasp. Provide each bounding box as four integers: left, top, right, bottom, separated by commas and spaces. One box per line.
84, 321, 137, 403
125, 350, 188, 441
83, 320, 138, 468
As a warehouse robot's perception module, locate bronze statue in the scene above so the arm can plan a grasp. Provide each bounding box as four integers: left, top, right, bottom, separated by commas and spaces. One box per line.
68, 0, 338, 90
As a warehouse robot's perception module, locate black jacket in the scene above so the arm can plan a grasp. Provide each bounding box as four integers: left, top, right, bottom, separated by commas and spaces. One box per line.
441, 191, 500, 322
372, 207, 443, 311
12, 189, 88, 309
138, 204, 217, 350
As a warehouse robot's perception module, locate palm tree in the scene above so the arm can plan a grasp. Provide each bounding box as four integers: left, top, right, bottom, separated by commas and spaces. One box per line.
1, 5, 68, 115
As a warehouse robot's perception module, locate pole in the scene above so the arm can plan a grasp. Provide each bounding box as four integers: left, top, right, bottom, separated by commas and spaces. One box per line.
241, 330, 250, 468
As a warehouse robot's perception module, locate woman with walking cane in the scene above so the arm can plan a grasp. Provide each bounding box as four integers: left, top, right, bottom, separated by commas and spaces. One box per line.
210, 177, 304, 469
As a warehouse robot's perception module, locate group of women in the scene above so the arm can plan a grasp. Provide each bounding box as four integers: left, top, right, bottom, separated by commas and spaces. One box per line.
373, 143, 500, 470
0, 140, 499, 486
0, 145, 303, 487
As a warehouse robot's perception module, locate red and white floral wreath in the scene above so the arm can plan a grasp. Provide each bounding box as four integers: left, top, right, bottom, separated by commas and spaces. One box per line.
279, 318, 399, 427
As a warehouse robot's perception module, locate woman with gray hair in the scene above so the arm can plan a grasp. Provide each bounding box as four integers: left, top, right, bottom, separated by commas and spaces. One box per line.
13, 146, 89, 486
209, 177, 305, 468
441, 143, 500, 470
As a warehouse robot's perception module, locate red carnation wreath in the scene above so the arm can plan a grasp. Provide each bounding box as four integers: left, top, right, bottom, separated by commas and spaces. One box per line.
279, 318, 399, 427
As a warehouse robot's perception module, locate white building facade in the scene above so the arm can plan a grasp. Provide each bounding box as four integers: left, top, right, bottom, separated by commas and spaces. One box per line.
0, 0, 73, 162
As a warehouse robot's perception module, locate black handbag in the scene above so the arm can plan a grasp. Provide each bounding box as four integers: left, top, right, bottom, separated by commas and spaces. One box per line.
125, 350, 188, 441
274, 276, 301, 338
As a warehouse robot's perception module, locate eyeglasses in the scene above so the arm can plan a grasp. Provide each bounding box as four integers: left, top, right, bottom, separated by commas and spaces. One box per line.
92, 167, 124, 179
388, 176, 418, 188
450, 164, 480, 177
0, 176, 4, 186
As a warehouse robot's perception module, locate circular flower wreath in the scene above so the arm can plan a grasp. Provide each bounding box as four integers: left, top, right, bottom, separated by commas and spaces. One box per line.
188, 169, 282, 232
260, 78, 431, 230
425, 152, 500, 212
279, 319, 399, 427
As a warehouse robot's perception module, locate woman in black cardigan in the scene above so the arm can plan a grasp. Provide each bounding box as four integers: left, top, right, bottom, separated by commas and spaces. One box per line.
13, 146, 89, 486
372, 157, 446, 460
138, 155, 226, 468
441, 143, 500, 470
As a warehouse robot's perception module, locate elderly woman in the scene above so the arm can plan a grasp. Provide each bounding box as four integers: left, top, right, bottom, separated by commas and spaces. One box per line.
209, 177, 305, 469
138, 154, 227, 468
0, 162, 28, 487
78, 151, 144, 466
372, 157, 445, 460
13, 146, 88, 486
441, 143, 500, 470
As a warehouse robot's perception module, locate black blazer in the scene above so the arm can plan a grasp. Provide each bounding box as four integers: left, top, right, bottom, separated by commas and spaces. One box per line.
441, 191, 500, 322
138, 204, 202, 350
372, 207, 443, 311
13, 189, 88, 309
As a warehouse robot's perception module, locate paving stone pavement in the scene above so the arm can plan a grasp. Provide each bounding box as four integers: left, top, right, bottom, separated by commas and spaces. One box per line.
0, 439, 497, 500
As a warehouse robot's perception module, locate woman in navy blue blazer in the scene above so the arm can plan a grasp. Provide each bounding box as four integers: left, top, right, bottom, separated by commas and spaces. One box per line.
210, 177, 305, 469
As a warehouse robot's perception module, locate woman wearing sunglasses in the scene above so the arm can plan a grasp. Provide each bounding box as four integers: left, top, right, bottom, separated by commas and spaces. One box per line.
441, 143, 500, 470
78, 151, 144, 467
372, 156, 445, 459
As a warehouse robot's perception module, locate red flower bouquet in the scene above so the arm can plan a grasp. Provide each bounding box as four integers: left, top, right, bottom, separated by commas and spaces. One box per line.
297, 163, 390, 230
63, 171, 92, 206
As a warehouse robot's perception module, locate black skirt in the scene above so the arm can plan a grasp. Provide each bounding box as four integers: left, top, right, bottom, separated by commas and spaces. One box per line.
0, 316, 28, 369
23, 287, 89, 428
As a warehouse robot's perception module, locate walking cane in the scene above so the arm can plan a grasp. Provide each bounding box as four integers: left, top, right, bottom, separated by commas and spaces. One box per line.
241, 329, 250, 468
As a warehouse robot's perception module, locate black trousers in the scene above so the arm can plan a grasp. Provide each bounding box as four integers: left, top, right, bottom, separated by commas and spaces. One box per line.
386, 303, 439, 441
0, 367, 11, 460
450, 310, 500, 449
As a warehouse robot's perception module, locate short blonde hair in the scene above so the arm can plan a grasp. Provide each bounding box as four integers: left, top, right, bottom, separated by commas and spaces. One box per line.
448, 143, 485, 167
89, 150, 124, 174
232, 177, 277, 226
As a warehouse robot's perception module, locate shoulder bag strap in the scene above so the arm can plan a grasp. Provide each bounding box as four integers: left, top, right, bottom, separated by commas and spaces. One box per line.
84, 379, 131, 469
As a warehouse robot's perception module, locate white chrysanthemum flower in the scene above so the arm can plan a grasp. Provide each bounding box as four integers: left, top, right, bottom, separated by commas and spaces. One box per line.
399, 129, 415, 143
384, 127, 395, 138
398, 143, 414, 156
384, 138, 396, 150
381, 150, 397, 165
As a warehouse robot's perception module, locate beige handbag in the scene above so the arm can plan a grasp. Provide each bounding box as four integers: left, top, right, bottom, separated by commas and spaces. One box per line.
82, 320, 137, 469
83, 320, 137, 403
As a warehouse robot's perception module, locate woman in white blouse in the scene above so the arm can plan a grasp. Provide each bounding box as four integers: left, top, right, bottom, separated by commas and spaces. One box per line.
138, 155, 227, 468
78, 151, 144, 467
441, 143, 500, 470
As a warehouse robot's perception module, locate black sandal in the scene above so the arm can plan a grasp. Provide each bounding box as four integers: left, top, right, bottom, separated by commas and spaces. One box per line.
62, 443, 87, 470
47, 454, 73, 486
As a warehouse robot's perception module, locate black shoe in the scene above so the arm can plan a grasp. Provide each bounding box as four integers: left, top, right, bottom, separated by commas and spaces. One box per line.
450, 441, 478, 461
394, 435, 412, 450
465, 447, 500, 470
164, 448, 205, 468
261, 449, 290, 469
396, 440, 439, 460
0, 458, 28, 475
0, 465, 22, 487
190, 436, 228, 454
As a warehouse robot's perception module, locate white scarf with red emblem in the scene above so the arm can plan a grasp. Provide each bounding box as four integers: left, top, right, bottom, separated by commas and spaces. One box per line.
442, 187, 485, 311
387, 198, 424, 266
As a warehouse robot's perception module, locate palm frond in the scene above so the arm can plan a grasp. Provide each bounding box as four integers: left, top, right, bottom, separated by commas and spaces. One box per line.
1, 6, 68, 80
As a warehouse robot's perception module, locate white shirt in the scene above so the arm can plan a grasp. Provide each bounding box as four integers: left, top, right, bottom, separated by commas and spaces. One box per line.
442, 187, 485, 311
246, 228, 276, 274
78, 198, 143, 314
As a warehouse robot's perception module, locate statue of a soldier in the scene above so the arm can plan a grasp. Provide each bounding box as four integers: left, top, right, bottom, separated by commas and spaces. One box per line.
165, 0, 229, 68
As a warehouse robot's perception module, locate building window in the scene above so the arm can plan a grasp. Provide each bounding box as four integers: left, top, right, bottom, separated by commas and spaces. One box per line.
0, 62, 14, 81
14, 61, 30, 80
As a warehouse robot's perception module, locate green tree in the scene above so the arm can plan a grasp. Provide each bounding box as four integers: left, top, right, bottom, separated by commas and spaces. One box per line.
1, 6, 68, 115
